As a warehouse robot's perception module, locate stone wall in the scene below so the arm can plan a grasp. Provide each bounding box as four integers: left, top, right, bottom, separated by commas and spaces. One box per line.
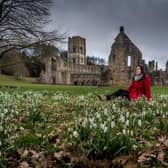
149, 60, 168, 86
41, 28, 168, 86
41, 55, 103, 85
108, 26, 142, 85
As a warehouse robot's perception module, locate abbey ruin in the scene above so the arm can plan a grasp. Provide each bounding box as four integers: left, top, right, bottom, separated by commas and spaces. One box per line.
41, 27, 168, 86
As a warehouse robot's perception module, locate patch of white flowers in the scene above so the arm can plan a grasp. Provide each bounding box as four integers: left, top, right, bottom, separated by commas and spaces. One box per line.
0, 91, 168, 159
64, 94, 168, 155
0, 91, 44, 152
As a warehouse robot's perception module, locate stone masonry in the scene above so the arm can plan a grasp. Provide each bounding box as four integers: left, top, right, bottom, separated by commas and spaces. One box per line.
108, 26, 142, 85
41, 27, 168, 86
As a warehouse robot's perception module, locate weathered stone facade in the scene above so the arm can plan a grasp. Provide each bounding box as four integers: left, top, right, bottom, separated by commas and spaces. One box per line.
68, 36, 87, 65
148, 60, 168, 86
41, 27, 168, 86
40, 55, 105, 85
108, 26, 142, 85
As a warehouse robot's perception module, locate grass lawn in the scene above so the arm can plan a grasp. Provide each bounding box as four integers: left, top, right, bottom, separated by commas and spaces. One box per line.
0, 74, 168, 95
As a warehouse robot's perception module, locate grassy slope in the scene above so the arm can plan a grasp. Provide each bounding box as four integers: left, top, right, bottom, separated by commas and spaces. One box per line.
0, 74, 167, 95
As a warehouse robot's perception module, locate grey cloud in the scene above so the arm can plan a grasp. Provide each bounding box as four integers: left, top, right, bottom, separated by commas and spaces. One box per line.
50, 0, 168, 69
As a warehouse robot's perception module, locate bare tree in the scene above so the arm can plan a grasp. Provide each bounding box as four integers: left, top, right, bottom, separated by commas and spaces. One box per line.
0, 0, 65, 58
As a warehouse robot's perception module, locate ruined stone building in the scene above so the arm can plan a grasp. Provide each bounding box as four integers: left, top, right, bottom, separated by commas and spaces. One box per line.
41, 36, 106, 85
148, 60, 168, 86
41, 27, 168, 86
108, 26, 142, 85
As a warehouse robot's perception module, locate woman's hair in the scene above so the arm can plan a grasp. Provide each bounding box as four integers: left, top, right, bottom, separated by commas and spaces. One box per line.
132, 65, 146, 81
136, 65, 145, 75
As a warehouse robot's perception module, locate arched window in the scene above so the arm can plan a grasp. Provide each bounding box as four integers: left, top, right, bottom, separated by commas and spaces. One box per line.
128, 56, 131, 66
72, 58, 76, 63
80, 47, 83, 53
73, 46, 76, 53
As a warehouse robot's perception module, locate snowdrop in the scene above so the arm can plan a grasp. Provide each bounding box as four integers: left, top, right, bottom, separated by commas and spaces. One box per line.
125, 120, 129, 126
111, 121, 115, 128
122, 129, 126, 135
119, 115, 125, 123
73, 131, 78, 138
138, 119, 142, 127
104, 108, 108, 116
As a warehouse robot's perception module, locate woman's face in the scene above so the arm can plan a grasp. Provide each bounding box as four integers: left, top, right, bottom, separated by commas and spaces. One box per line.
135, 66, 142, 75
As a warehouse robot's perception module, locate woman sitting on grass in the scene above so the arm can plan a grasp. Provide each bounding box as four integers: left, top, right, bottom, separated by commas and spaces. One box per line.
98, 65, 152, 101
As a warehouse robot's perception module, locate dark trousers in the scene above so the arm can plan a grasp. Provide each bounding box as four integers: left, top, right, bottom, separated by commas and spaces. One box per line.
106, 89, 129, 100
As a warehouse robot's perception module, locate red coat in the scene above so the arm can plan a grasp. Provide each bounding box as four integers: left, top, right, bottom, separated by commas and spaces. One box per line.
127, 75, 152, 100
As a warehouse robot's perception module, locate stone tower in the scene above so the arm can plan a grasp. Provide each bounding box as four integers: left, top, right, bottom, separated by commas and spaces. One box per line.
166, 61, 168, 74
108, 26, 142, 85
148, 60, 155, 72
68, 36, 86, 65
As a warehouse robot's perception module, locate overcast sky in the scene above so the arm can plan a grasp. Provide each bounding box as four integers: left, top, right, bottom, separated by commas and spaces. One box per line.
49, 0, 168, 70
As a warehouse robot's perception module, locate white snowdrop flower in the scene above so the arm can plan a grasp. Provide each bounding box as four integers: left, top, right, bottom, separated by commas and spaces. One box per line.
79, 117, 82, 123
138, 119, 142, 127
104, 108, 108, 115
90, 124, 93, 129
92, 122, 97, 128
112, 104, 116, 110
96, 112, 100, 118
15, 110, 19, 115
20, 127, 24, 131
119, 115, 125, 123
132, 144, 138, 150
127, 129, 130, 134
126, 112, 130, 118
82, 118, 87, 127
123, 129, 126, 135
103, 126, 108, 133
79, 95, 85, 100
142, 111, 146, 116
73, 131, 78, 138
111, 115, 115, 119
130, 130, 134, 136
111, 121, 115, 128
0, 113, 4, 119
4, 108, 8, 113
100, 123, 105, 131
89, 117, 94, 124
125, 120, 129, 126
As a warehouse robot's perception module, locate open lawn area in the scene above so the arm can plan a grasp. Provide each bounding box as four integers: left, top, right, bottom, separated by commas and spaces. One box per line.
0, 75, 168, 95
0, 75, 168, 167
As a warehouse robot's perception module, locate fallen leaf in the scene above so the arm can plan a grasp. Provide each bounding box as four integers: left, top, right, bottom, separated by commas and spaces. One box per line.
21, 149, 29, 158
112, 155, 130, 165
19, 161, 29, 168
137, 152, 151, 163
158, 151, 164, 162
54, 151, 64, 160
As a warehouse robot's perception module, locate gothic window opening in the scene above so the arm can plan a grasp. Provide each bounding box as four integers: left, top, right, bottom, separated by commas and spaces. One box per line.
80, 47, 83, 53
128, 56, 131, 67
72, 58, 76, 64
73, 46, 76, 53
81, 57, 84, 63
